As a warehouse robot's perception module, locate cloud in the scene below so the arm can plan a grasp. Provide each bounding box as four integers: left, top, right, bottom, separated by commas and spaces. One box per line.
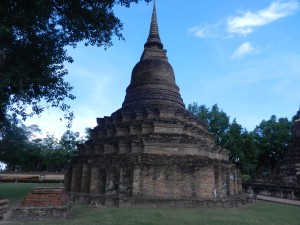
231, 42, 257, 59
189, 0, 299, 38
227, 0, 300, 35
189, 22, 222, 38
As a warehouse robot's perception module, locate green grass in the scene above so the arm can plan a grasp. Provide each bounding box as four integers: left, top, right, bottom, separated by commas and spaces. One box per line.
0, 182, 63, 204
1, 183, 300, 225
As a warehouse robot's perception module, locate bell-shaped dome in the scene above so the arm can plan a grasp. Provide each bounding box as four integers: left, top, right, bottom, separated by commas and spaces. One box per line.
121, 1, 185, 111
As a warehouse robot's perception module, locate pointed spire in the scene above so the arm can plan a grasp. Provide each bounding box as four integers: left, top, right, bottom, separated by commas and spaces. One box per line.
141, 1, 167, 61
144, 0, 163, 49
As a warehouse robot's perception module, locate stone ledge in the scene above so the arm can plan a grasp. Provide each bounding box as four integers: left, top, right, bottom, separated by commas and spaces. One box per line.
71, 193, 252, 208
0, 199, 9, 220
11, 203, 72, 221
10, 187, 72, 221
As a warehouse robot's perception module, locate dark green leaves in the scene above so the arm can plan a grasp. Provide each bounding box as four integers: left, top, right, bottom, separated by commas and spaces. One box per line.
0, 0, 151, 126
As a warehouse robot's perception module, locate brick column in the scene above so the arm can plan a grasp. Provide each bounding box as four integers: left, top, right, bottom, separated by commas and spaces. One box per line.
234, 169, 238, 195
64, 165, 72, 191
237, 169, 242, 194
132, 164, 142, 196
214, 165, 222, 198
221, 167, 227, 197
105, 167, 119, 196
71, 164, 83, 192
81, 164, 92, 193
90, 165, 105, 194
227, 168, 234, 196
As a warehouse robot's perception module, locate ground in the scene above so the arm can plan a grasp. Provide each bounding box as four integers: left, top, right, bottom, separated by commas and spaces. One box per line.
0, 182, 300, 225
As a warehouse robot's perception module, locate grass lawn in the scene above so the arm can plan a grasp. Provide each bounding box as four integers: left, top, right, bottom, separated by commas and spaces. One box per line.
1, 183, 299, 225
0, 182, 63, 205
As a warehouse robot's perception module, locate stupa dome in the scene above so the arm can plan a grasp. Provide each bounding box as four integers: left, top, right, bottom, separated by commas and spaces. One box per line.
122, 58, 185, 111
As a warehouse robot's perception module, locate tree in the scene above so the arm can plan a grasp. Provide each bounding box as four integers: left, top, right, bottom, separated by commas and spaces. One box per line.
188, 103, 230, 146
253, 115, 292, 177
188, 103, 258, 174
0, 0, 151, 126
0, 117, 30, 170
59, 130, 81, 156
0, 121, 85, 171
222, 120, 258, 174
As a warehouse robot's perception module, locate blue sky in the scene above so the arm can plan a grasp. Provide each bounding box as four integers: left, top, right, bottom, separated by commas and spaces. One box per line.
24, 0, 300, 138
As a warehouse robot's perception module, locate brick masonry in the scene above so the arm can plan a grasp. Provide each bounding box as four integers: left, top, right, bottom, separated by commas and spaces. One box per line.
11, 188, 72, 220
64, 2, 247, 208
0, 198, 9, 220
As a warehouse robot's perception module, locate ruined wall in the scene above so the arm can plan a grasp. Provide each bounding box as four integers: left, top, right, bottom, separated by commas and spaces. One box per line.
66, 154, 243, 207
11, 188, 72, 221
0, 198, 9, 220
132, 161, 241, 200
132, 164, 215, 199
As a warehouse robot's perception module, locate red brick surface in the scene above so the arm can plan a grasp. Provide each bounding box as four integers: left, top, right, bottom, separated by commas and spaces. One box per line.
21, 188, 69, 207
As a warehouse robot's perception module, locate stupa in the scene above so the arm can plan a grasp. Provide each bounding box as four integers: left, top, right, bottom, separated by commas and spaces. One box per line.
280, 106, 300, 183
64, 2, 245, 207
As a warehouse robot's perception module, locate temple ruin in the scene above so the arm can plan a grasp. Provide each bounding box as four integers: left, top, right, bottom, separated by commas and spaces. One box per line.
64, 2, 246, 207
11, 188, 72, 220
280, 106, 300, 184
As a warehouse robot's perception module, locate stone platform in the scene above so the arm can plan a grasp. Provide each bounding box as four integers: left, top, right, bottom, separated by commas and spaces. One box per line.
66, 154, 246, 208
11, 187, 72, 220
0, 198, 9, 220
72, 193, 251, 208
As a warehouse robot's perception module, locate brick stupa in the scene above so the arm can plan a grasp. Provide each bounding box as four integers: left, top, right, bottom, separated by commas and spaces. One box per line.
64, 2, 246, 207
280, 106, 300, 183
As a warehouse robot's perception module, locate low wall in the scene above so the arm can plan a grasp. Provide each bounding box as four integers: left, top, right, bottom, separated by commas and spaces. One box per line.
71, 192, 254, 208
11, 187, 72, 221
12, 204, 72, 220
0, 199, 9, 220
0, 173, 64, 183
243, 182, 300, 200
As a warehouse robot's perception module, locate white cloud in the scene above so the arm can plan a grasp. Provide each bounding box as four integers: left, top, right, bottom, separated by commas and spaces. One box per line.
189, 22, 221, 38
231, 42, 257, 59
227, 0, 300, 35
189, 1, 299, 38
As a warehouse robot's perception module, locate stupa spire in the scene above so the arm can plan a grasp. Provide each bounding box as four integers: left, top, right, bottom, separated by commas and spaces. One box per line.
141, 1, 167, 61
122, 0, 184, 111
144, 0, 163, 49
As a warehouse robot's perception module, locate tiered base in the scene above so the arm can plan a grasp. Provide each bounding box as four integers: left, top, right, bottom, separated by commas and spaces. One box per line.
71, 193, 252, 208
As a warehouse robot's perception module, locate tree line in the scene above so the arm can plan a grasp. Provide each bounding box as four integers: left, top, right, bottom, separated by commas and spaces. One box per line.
188, 103, 292, 179
0, 117, 87, 172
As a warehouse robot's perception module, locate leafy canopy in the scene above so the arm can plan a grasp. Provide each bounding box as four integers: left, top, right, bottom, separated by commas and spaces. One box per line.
0, 0, 151, 126
188, 103, 292, 177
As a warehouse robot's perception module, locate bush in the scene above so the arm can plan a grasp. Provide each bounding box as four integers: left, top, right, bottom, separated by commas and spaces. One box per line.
241, 174, 251, 181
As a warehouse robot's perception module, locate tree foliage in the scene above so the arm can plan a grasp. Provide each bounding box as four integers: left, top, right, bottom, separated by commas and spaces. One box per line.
0, 0, 151, 126
188, 103, 230, 146
188, 103, 291, 178
0, 117, 86, 171
253, 115, 292, 176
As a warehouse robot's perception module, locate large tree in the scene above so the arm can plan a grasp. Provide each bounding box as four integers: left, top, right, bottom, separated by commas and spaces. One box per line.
0, 0, 151, 126
0, 117, 29, 171
253, 115, 292, 177
188, 103, 231, 146
188, 103, 258, 174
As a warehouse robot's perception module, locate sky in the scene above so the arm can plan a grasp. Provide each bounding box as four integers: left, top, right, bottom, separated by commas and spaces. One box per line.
24, 0, 300, 138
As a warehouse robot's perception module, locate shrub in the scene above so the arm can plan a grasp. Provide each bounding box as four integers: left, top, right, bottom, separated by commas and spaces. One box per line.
241, 174, 251, 181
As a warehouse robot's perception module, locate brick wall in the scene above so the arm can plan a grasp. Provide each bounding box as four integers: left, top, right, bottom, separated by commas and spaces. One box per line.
21, 188, 69, 207
11, 188, 72, 221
